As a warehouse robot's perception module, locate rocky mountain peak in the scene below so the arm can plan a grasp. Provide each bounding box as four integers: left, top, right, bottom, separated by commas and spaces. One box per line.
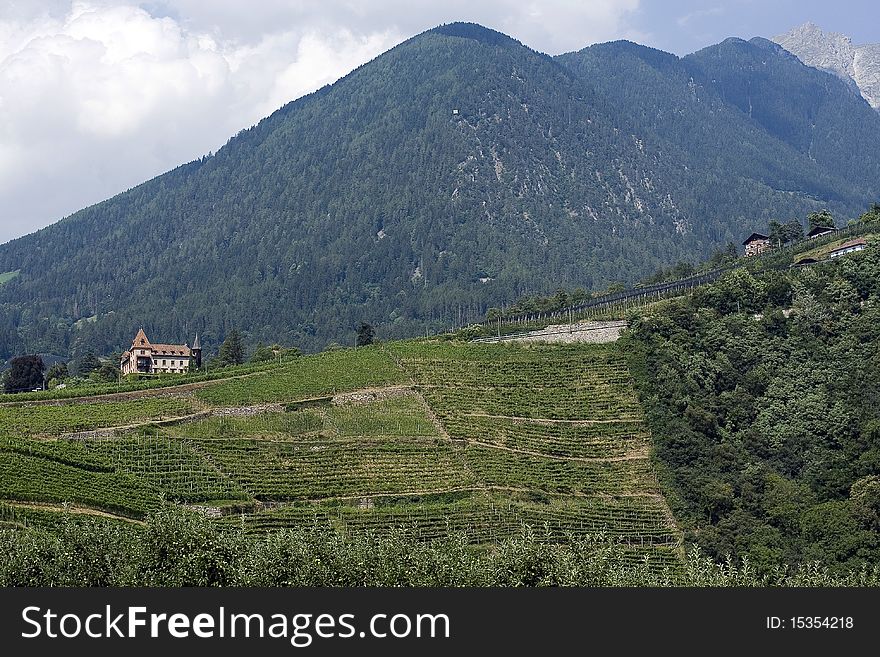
773, 23, 880, 110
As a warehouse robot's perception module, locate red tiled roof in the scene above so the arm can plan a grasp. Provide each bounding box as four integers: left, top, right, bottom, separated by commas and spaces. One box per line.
132, 328, 150, 347
150, 344, 192, 357
129, 329, 191, 356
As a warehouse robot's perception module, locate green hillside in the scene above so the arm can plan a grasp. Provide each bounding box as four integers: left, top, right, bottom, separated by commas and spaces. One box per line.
2, 23, 880, 360
625, 243, 880, 572
4, 244, 880, 583
0, 339, 682, 575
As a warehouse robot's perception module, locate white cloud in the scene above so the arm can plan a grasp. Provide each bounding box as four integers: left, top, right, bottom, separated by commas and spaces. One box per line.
0, 1, 640, 243
677, 7, 724, 28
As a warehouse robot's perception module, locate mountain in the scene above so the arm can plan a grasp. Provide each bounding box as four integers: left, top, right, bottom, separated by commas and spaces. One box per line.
773, 22, 880, 110
558, 36, 880, 211
1, 22, 880, 359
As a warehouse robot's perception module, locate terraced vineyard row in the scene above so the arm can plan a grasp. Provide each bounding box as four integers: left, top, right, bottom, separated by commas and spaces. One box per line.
0, 435, 112, 472
463, 445, 658, 495
219, 496, 678, 546
0, 451, 161, 517
442, 415, 649, 459
0, 397, 197, 437
421, 386, 642, 421
84, 435, 251, 504
160, 410, 326, 441
395, 342, 644, 421
0, 502, 133, 530
191, 436, 474, 500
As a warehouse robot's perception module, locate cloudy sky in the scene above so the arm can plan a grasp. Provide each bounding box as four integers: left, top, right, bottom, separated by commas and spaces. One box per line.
1, 0, 877, 243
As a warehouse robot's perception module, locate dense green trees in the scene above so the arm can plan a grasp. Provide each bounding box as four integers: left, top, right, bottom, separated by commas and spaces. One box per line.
356, 322, 376, 347
45, 362, 68, 388
768, 219, 805, 246
216, 329, 245, 367
76, 350, 100, 376
808, 209, 836, 231
2, 508, 877, 586
625, 247, 880, 572
859, 204, 880, 225
3, 355, 44, 394
249, 343, 275, 363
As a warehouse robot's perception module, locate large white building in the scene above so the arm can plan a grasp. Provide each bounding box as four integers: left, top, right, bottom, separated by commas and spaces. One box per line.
120, 329, 202, 375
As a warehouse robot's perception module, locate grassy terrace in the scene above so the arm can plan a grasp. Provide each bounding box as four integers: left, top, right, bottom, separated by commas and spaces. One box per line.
0, 338, 681, 567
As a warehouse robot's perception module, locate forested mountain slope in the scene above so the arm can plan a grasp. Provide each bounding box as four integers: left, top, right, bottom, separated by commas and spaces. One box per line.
1, 23, 879, 358
626, 245, 880, 572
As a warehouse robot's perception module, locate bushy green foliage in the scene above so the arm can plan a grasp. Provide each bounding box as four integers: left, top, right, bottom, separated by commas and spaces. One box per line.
216, 329, 245, 367
625, 247, 880, 572
1, 508, 877, 586
808, 209, 836, 232
3, 355, 44, 394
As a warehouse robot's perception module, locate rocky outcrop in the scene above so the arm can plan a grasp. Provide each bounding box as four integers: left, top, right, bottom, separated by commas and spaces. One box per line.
773, 23, 880, 110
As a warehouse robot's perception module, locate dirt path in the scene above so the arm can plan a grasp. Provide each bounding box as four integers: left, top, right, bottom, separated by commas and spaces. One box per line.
331, 385, 412, 405
473, 320, 628, 345
57, 410, 213, 440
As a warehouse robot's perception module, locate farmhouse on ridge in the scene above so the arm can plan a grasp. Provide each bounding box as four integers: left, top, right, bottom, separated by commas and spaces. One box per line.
120, 329, 202, 375
807, 225, 837, 239
742, 232, 770, 257
828, 239, 867, 259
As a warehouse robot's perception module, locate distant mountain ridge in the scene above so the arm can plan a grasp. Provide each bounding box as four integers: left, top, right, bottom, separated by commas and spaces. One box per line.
0, 22, 879, 359
773, 22, 880, 110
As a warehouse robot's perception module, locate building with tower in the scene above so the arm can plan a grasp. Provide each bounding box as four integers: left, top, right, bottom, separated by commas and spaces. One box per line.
120, 329, 202, 375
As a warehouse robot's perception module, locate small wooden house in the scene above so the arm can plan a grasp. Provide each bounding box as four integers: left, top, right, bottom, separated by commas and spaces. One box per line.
807, 226, 837, 239
742, 233, 770, 257
828, 239, 867, 259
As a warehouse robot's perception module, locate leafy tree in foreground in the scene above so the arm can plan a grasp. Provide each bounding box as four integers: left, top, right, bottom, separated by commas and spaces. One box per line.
46, 362, 69, 387
1, 508, 878, 586
217, 329, 245, 366
356, 322, 375, 347
807, 209, 835, 231
4, 355, 45, 393
250, 342, 275, 363
77, 350, 100, 376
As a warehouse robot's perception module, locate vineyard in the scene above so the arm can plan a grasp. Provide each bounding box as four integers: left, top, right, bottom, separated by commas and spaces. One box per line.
0, 338, 682, 570
194, 347, 406, 406
0, 397, 198, 437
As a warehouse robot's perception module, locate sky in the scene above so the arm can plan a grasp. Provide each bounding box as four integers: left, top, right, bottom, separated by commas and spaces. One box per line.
0, 0, 877, 244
